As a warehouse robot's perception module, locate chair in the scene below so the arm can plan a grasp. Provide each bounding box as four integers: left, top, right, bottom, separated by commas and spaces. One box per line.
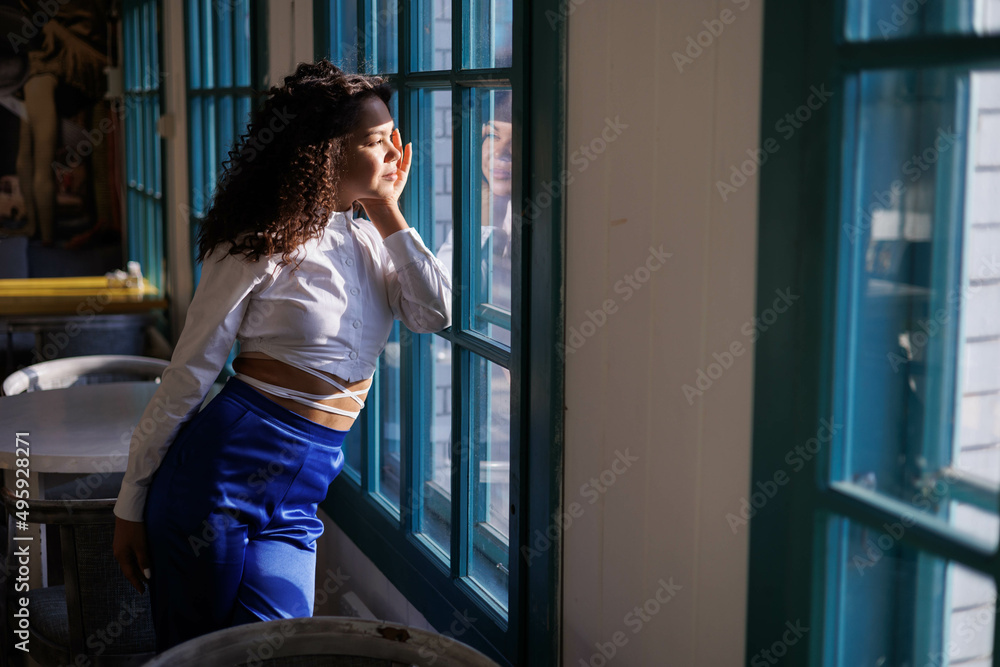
139, 616, 502, 667
1, 354, 170, 503
1, 354, 169, 396
0, 487, 156, 667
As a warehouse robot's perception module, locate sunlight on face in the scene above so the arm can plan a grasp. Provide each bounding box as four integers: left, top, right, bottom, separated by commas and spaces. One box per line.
336, 96, 401, 209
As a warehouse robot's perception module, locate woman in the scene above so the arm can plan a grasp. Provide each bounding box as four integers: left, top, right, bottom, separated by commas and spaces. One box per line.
112, 59, 452, 652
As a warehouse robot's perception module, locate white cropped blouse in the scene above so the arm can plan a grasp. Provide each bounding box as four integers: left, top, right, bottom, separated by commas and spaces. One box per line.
113, 207, 452, 522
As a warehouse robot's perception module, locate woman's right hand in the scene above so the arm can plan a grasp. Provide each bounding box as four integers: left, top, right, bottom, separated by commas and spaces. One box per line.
113, 516, 152, 594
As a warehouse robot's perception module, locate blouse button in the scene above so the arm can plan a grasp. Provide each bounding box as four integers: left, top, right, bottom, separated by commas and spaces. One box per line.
353, 320, 362, 329
345, 258, 354, 266
351, 287, 360, 296
349, 351, 358, 360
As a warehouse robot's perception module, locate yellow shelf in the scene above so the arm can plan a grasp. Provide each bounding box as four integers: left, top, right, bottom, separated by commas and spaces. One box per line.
0, 276, 167, 316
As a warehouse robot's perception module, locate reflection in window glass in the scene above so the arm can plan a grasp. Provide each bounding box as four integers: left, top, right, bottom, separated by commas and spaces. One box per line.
418, 334, 453, 560
417, 88, 454, 561
423, 88, 454, 271
414, 0, 452, 71
469, 354, 510, 609
824, 516, 995, 666
835, 67, 1000, 547
342, 419, 363, 484
374, 322, 401, 510
465, 0, 513, 68
953, 69, 1000, 547
845, 0, 1000, 41
469, 87, 512, 346
945, 560, 996, 665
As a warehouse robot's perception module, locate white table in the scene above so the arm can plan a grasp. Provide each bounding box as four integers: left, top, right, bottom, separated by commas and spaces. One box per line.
0, 381, 163, 589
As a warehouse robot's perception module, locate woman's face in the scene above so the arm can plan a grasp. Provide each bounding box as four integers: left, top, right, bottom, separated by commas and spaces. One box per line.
336, 96, 402, 208
481, 120, 512, 197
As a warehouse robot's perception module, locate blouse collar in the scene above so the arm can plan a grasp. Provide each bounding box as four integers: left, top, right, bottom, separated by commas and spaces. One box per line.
327, 206, 356, 227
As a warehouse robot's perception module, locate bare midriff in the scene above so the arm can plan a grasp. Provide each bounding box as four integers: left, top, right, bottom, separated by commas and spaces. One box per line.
232, 351, 372, 431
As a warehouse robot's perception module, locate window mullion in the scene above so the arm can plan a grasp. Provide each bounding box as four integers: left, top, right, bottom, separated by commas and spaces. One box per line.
451, 0, 461, 73
356, 0, 366, 73
837, 34, 1000, 70
399, 0, 410, 77
449, 0, 465, 580
360, 369, 376, 495
453, 347, 471, 579
398, 0, 416, 534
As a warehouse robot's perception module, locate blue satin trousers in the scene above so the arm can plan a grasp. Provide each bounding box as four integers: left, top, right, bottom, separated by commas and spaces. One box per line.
143, 376, 347, 653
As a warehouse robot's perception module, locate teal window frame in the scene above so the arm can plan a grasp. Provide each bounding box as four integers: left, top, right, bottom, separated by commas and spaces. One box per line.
123, 0, 166, 291
183, 0, 267, 373
748, 1, 1000, 664
315, 3, 565, 665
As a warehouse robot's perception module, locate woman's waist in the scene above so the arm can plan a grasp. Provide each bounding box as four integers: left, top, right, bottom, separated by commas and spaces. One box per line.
233, 353, 372, 395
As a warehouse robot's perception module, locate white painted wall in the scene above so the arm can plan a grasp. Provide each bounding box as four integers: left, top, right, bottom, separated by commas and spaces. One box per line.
161, 0, 190, 342
561, 1, 761, 665
267, 0, 316, 89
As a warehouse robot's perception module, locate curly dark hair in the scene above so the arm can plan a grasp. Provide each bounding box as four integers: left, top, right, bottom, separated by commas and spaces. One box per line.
196, 59, 393, 270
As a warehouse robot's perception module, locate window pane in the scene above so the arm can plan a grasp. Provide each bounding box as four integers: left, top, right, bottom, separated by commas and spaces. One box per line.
326, 0, 360, 72
414, 87, 454, 561
845, 0, 1000, 40
374, 322, 401, 510
216, 0, 233, 88
235, 0, 251, 87
218, 95, 234, 176
946, 560, 996, 666
414, 0, 452, 71
835, 67, 1000, 547
342, 418, 363, 484
823, 516, 995, 666
463, 0, 513, 69
202, 96, 218, 194
469, 353, 509, 610
416, 334, 453, 560
365, 0, 398, 74
954, 70, 1000, 544
468, 87, 512, 346
187, 0, 202, 89
201, 0, 215, 88
420, 88, 455, 280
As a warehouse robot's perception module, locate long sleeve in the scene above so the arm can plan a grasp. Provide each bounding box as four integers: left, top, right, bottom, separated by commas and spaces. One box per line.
435, 229, 454, 284
113, 244, 266, 522
382, 227, 453, 333
433, 221, 511, 301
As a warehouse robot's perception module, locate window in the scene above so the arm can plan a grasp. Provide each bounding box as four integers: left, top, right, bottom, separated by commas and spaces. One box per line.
183, 0, 264, 372
749, 1, 1000, 664
123, 0, 166, 290
315, 3, 563, 665
183, 0, 263, 285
